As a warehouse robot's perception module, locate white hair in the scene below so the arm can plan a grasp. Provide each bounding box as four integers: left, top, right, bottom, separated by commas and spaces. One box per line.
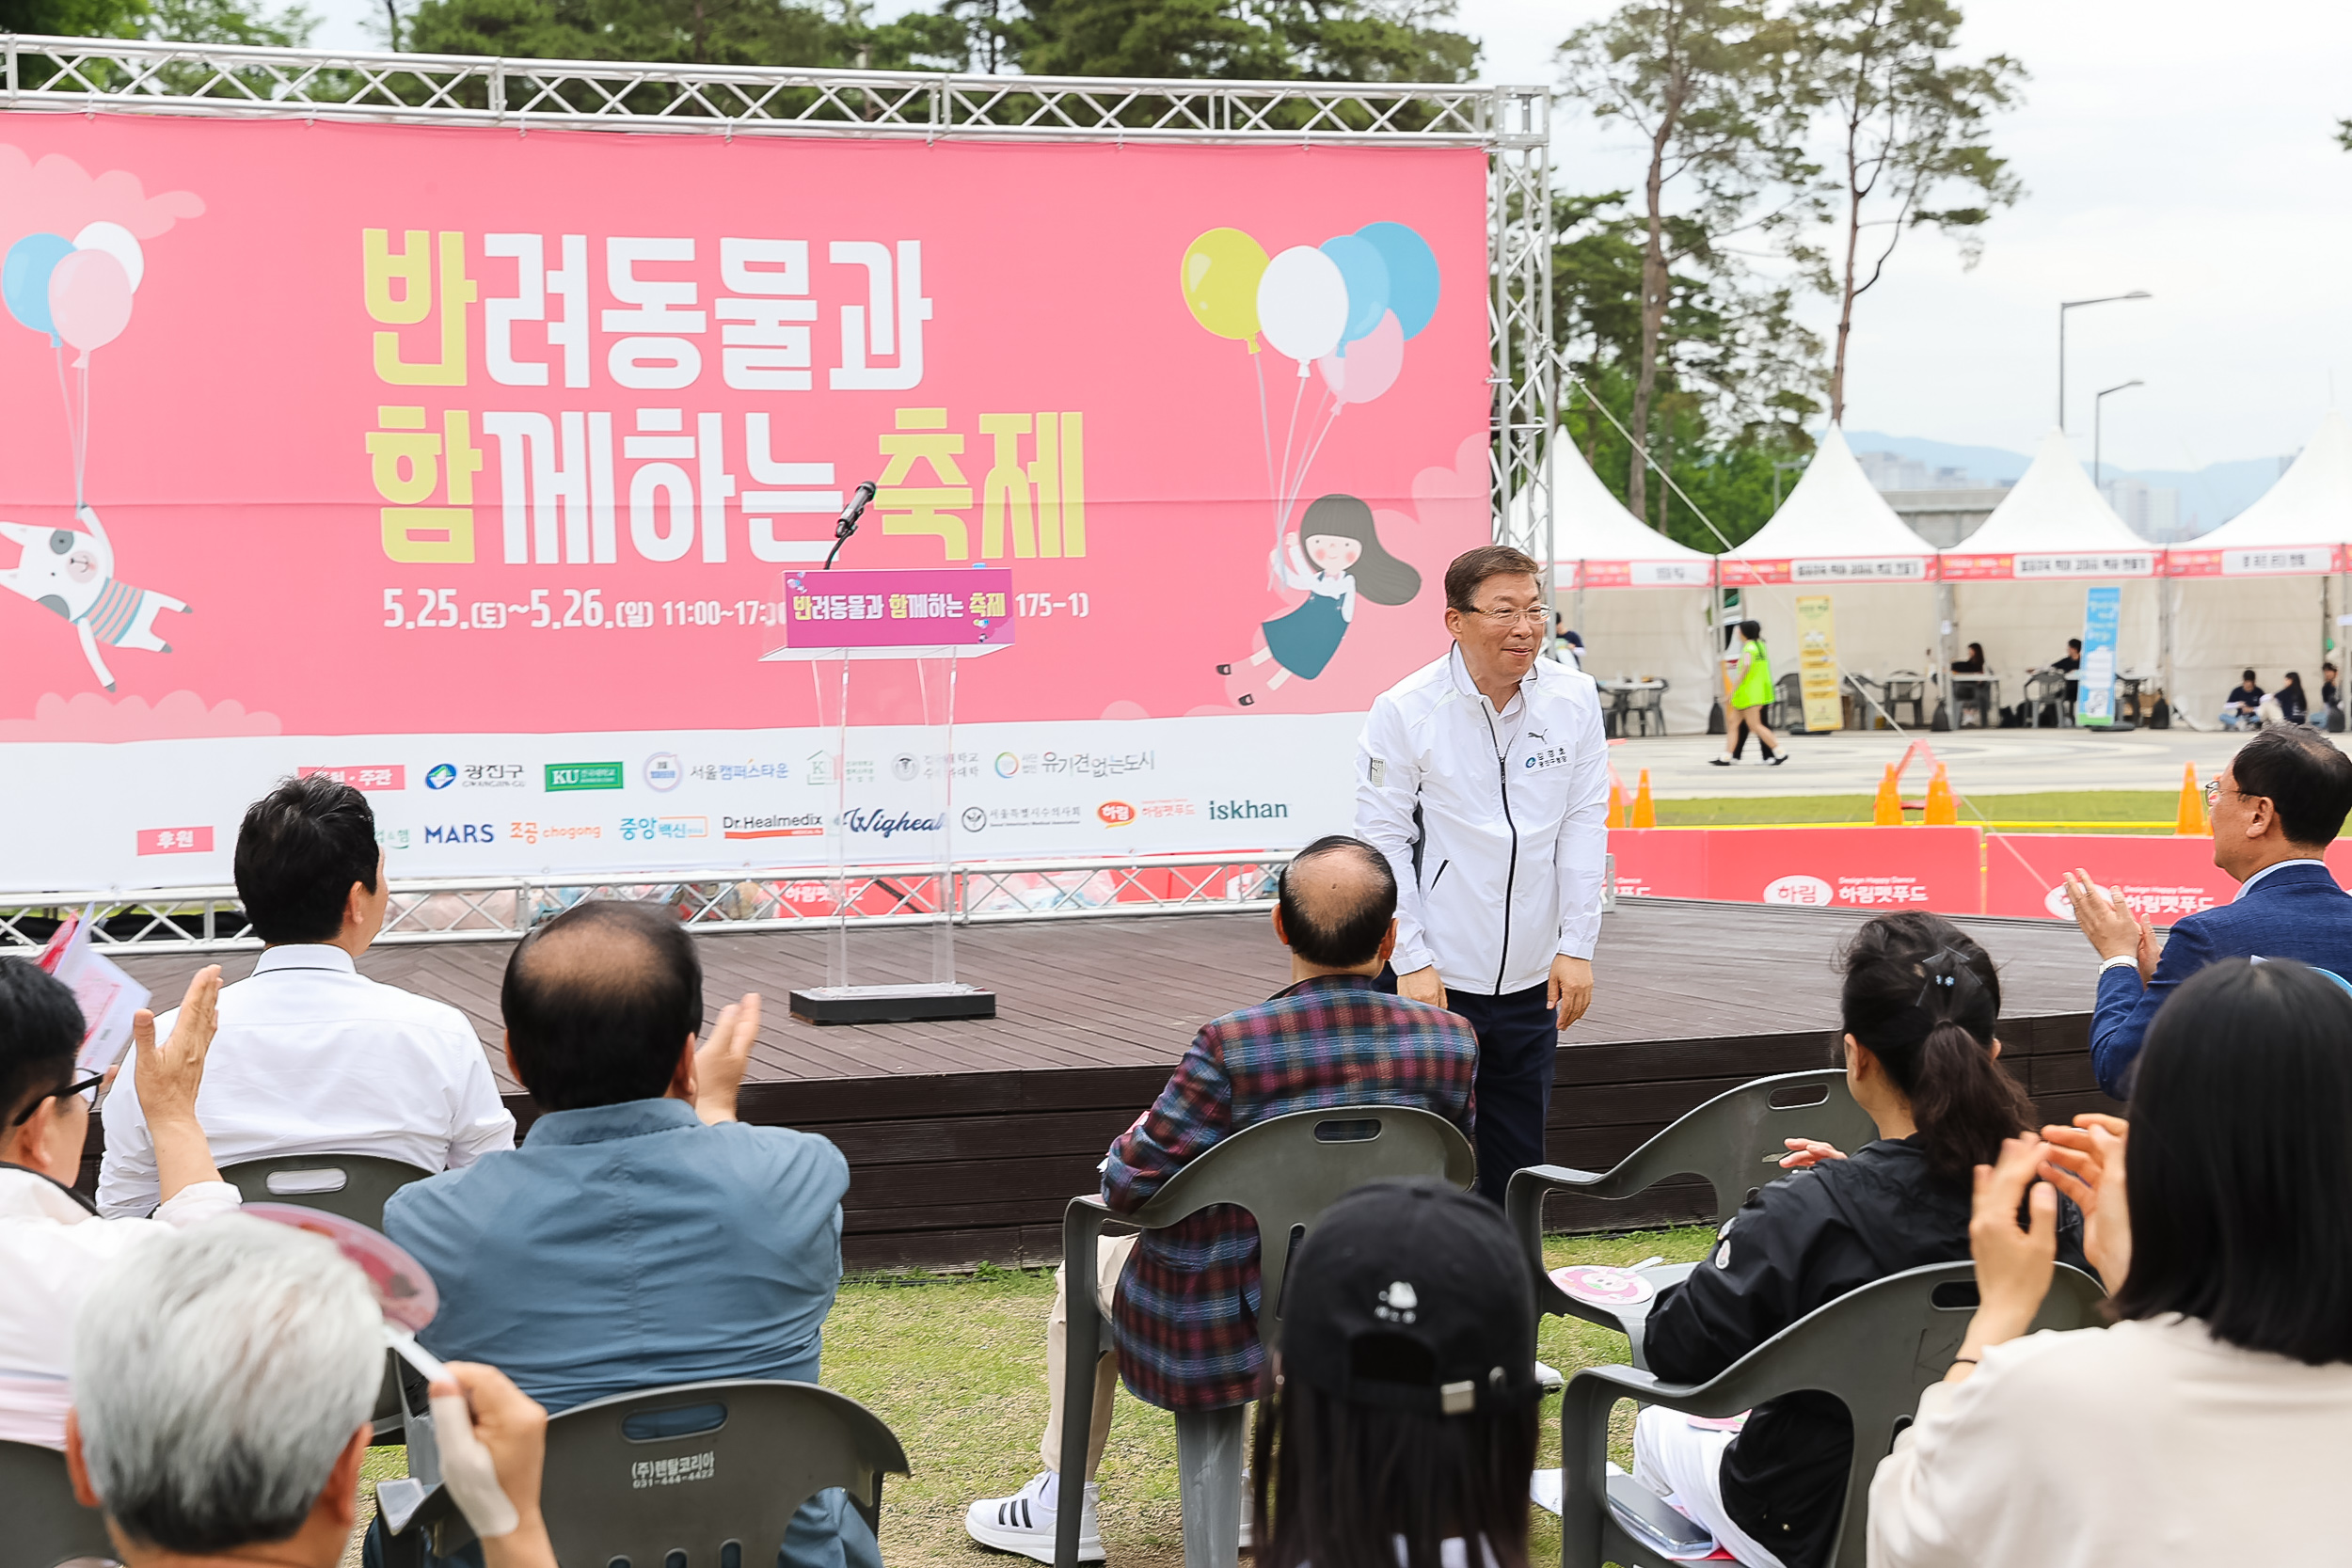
73, 1214, 383, 1551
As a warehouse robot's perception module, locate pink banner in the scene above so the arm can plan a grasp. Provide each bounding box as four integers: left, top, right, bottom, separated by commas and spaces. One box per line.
771, 566, 1014, 654
0, 119, 1488, 737
1610, 827, 1983, 915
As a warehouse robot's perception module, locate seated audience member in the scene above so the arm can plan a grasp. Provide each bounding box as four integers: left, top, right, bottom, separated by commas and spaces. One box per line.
1869, 958, 2352, 1565
1253, 1180, 1541, 1568
1, 962, 236, 1447
1629, 912, 2087, 1568
66, 1216, 556, 1568
2051, 638, 2083, 705
1946, 644, 1991, 727
2258, 670, 2310, 727
2218, 669, 2265, 730
2065, 725, 2352, 1097
381, 899, 871, 1568
964, 835, 1480, 1563
100, 776, 514, 1216
2322, 661, 2342, 730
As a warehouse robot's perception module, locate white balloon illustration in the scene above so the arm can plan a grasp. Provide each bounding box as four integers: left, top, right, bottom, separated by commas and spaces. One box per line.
1255, 245, 1347, 375
72, 221, 145, 293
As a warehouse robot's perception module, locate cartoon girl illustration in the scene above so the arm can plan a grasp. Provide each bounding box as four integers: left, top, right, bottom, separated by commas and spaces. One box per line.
1217, 493, 1422, 705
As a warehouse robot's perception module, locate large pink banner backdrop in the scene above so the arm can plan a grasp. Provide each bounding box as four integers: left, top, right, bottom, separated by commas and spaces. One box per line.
0, 119, 1489, 887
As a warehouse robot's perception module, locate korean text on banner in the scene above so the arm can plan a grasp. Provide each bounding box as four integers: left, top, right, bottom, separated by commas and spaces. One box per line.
1796, 594, 1843, 733
2077, 585, 2120, 727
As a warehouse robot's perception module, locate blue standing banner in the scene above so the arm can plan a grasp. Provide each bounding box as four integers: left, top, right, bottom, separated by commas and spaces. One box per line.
2078, 585, 2121, 727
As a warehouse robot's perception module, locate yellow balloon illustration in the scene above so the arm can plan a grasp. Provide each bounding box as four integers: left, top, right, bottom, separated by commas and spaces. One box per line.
1181, 228, 1268, 346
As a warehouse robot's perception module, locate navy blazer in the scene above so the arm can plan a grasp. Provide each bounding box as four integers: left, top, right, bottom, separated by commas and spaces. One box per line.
2092, 858, 2352, 1097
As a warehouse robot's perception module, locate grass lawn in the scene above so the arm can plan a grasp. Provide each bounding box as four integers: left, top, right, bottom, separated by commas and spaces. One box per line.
350, 1227, 1718, 1568
1653, 789, 2179, 831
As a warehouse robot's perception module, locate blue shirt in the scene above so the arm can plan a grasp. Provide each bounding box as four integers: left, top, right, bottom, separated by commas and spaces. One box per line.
2091, 859, 2352, 1098
386, 1097, 850, 1408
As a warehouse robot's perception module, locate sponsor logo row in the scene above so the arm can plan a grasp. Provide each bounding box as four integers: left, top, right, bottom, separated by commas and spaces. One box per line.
377, 799, 1297, 849
314, 747, 1171, 797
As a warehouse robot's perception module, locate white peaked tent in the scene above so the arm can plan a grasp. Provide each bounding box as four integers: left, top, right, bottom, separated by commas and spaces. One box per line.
1941, 429, 2161, 717
1534, 441, 1715, 733
1721, 426, 1938, 711
2164, 411, 2352, 726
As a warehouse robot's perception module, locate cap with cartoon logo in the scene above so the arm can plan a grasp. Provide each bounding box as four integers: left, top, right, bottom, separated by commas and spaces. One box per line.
1276, 1178, 1540, 1417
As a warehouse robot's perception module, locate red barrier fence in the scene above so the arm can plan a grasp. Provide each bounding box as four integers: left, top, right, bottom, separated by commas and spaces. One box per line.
1612, 826, 2352, 921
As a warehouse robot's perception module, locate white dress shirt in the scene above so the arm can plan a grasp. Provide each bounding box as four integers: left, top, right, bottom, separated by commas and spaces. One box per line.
98, 944, 515, 1218
1869, 1314, 2352, 1567
0, 1165, 241, 1447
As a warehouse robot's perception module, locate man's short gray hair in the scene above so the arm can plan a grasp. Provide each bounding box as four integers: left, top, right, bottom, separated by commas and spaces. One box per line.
74, 1214, 383, 1552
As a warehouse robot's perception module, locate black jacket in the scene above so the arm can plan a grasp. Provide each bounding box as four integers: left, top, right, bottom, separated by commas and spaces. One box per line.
1641, 1136, 2089, 1568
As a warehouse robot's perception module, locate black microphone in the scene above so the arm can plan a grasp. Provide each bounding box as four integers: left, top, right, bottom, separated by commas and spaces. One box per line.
823, 481, 879, 570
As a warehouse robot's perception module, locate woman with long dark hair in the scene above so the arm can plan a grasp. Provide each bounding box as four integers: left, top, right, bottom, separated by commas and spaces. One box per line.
1628, 911, 2086, 1568
1871, 958, 2352, 1564
1253, 1180, 1541, 1568
1220, 494, 1422, 705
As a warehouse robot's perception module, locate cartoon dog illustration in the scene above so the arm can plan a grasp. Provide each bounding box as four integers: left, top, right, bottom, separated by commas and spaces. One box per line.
0, 507, 188, 691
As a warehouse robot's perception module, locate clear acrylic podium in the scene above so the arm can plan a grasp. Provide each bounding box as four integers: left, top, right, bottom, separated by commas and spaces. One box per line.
763, 566, 1013, 1024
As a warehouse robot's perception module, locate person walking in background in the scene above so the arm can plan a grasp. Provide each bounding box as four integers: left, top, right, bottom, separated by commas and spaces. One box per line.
99, 775, 514, 1217
1356, 545, 1611, 1207
2066, 726, 2352, 1098
1714, 620, 1785, 767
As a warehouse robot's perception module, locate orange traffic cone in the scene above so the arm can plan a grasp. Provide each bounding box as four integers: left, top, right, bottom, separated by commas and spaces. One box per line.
1923, 764, 1958, 825
1608, 772, 1626, 830
2175, 763, 2207, 835
1873, 764, 1903, 826
1630, 768, 1658, 829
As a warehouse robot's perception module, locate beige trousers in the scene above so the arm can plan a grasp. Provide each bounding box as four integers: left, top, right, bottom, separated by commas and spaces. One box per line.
1041, 1231, 1136, 1479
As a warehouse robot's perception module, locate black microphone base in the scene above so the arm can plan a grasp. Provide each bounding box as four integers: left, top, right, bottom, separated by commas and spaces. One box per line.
788, 982, 996, 1025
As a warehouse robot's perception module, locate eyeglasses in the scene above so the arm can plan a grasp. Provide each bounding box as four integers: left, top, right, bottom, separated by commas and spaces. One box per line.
2202, 780, 2246, 808
1467, 606, 1550, 626
8, 1069, 104, 1126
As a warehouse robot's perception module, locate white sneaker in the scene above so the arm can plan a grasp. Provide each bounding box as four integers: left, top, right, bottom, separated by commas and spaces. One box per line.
965, 1471, 1104, 1564
1535, 1359, 1565, 1391
1240, 1475, 1254, 1550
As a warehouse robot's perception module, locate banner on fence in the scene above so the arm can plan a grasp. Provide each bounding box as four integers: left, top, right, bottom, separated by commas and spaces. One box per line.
1610, 826, 1985, 915
0, 119, 1490, 890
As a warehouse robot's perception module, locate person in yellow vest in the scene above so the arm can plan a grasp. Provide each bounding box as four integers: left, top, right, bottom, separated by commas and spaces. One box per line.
1713, 620, 1787, 767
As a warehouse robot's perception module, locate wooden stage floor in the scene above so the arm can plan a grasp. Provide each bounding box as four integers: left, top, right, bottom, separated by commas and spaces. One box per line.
110, 898, 2114, 1270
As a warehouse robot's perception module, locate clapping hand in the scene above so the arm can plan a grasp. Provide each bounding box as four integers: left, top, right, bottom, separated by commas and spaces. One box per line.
2062, 869, 2155, 980
692, 992, 759, 1125
1778, 1138, 1847, 1169
431, 1363, 555, 1568
133, 966, 222, 1127
2038, 1114, 2132, 1285
1947, 1133, 2058, 1383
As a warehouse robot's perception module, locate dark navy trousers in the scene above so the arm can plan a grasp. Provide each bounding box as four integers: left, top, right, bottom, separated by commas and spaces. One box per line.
1379, 969, 1556, 1205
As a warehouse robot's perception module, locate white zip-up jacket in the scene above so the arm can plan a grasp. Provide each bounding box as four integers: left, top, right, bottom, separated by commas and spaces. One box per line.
1355, 646, 1612, 996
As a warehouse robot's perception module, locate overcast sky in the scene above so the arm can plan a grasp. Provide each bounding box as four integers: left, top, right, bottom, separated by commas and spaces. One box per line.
303, 0, 2352, 468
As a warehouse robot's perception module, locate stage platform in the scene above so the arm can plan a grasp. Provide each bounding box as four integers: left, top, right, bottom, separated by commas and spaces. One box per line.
102, 898, 2115, 1271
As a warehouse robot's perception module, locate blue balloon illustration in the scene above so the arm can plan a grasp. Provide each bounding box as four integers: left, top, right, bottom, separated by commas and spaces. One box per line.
3, 232, 74, 341
1318, 233, 1391, 356
1355, 222, 1439, 340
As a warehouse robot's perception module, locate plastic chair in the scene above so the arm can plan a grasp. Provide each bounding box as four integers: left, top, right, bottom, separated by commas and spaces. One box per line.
378, 1379, 908, 1567
1505, 1070, 1875, 1359
1621, 682, 1668, 736
0, 1439, 115, 1568
1768, 672, 1804, 732
1880, 671, 1928, 728
217, 1153, 433, 1232
1057, 1105, 1477, 1568
2022, 669, 2073, 728
1556, 1260, 2106, 1568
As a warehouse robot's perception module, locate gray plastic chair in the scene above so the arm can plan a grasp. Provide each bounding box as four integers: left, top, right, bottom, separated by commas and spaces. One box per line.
2023, 668, 2074, 728
0, 1439, 116, 1568
1057, 1105, 1477, 1568
1557, 1259, 2106, 1568
379, 1379, 908, 1566
218, 1152, 433, 1232
1621, 682, 1668, 736
1507, 1069, 1874, 1344
1880, 671, 1928, 727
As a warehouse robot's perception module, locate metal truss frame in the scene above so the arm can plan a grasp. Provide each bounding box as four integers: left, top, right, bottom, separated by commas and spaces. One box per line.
0, 853, 1295, 956
0, 37, 1554, 936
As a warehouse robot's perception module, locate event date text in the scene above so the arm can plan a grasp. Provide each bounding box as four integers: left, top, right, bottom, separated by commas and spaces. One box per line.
382, 589, 781, 630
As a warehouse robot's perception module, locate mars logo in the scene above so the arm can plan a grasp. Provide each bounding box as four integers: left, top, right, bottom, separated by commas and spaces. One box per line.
1098, 801, 1136, 827
1762, 874, 1834, 907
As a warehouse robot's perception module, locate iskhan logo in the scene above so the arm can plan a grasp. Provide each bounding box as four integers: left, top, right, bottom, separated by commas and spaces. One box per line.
1209, 799, 1289, 821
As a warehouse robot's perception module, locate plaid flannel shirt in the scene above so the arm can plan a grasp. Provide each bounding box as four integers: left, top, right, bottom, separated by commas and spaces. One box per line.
1099, 973, 1479, 1411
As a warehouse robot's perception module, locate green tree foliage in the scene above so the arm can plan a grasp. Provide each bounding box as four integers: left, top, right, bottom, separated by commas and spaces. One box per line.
0, 0, 143, 38
405, 0, 845, 67
1011, 0, 1474, 82
146, 0, 314, 44
1795, 0, 2022, 422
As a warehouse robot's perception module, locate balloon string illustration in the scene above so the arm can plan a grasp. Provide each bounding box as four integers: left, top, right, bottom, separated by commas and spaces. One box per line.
1253, 348, 1278, 545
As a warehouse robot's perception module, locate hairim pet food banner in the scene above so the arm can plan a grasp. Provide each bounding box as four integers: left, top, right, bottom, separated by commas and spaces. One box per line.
0, 118, 1489, 889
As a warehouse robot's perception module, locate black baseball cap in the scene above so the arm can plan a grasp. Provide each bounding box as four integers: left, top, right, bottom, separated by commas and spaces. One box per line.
1279, 1179, 1540, 1417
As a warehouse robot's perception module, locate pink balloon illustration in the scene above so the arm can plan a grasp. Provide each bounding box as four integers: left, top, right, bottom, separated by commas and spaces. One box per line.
48, 249, 133, 368
1316, 309, 1405, 406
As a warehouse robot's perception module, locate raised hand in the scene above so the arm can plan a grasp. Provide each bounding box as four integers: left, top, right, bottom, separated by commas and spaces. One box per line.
134, 965, 222, 1128
2039, 1114, 2131, 1285
1951, 1133, 2058, 1379
692, 992, 759, 1125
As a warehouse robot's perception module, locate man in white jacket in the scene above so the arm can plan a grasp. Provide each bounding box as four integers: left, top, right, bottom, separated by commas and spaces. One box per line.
1355, 545, 1611, 1202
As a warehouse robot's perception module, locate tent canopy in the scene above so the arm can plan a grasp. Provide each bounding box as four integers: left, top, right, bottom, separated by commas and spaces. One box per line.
1535, 439, 1712, 588
1941, 428, 2156, 580
2172, 410, 2352, 576
1723, 426, 1933, 582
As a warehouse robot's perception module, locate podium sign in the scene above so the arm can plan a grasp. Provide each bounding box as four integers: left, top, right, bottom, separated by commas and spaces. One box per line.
766, 567, 1016, 659
771, 565, 1006, 1024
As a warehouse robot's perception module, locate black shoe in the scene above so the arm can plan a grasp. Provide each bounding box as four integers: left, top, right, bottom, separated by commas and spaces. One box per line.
1765, 752, 1788, 766
1709, 756, 1734, 767
1216, 663, 1232, 674
1238, 694, 1254, 705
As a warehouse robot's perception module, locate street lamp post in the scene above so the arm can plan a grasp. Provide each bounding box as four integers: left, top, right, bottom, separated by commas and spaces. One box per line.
2094, 379, 2144, 491
2058, 292, 2153, 431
